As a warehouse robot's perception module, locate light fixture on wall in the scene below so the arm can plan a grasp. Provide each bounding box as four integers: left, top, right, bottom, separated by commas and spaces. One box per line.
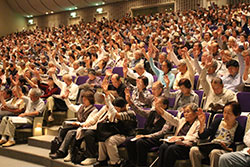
28, 19, 34, 25
26, 15, 33, 18
70, 12, 77, 18
45, 12, 49, 15
51, 11, 54, 14
96, 8, 103, 14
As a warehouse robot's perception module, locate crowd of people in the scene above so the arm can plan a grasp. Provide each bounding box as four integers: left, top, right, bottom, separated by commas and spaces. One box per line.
0, 2, 249, 167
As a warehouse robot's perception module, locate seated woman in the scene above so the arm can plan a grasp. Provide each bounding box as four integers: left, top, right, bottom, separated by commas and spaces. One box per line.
49, 90, 98, 159
164, 77, 199, 111
128, 76, 153, 108
0, 87, 26, 118
0, 85, 45, 147
156, 103, 201, 167
124, 88, 171, 167
189, 102, 244, 167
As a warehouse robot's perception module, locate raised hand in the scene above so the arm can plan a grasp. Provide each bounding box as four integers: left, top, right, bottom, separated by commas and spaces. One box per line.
163, 75, 170, 88
166, 41, 173, 53
197, 108, 206, 125
124, 88, 131, 104
245, 56, 250, 67
62, 89, 70, 99
205, 55, 213, 69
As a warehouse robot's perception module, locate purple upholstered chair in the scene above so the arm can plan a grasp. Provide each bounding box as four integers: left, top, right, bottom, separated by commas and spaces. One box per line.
194, 90, 204, 107
112, 67, 124, 77
94, 104, 104, 111
237, 92, 250, 112
75, 76, 89, 85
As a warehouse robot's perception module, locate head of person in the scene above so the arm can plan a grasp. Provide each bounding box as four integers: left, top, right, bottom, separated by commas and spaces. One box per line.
158, 52, 167, 64
226, 59, 239, 77
162, 60, 172, 74
155, 96, 169, 111
136, 76, 148, 91
73, 61, 80, 70
204, 32, 211, 42
152, 81, 164, 97
88, 69, 96, 80
177, 60, 187, 74
112, 97, 126, 112
62, 74, 73, 86
47, 77, 56, 88
207, 60, 218, 74
211, 77, 224, 95
134, 63, 145, 76
3, 89, 12, 99
29, 88, 42, 102
183, 103, 198, 124
178, 78, 192, 95
81, 90, 95, 107
193, 42, 202, 52
223, 101, 241, 125
111, 74, 122, 88
134, 50, 143, 60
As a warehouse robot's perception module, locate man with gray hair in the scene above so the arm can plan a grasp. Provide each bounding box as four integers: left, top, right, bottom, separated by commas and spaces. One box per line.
46, 70, 79, 122
0, 86, 45, 147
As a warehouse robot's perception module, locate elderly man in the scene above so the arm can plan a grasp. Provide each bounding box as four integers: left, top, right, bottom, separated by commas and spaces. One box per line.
46, 70, 79, 122
123, 61, 154, 89
0, 86, 45, 147
199, 58, 237, 112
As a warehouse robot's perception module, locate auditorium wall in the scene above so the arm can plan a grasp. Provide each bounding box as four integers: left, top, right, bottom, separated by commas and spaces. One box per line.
31, 0, 184, 28
0, 0, 26, 37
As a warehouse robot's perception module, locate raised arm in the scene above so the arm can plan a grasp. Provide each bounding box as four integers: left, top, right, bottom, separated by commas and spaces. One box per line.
243, 56, 250, 82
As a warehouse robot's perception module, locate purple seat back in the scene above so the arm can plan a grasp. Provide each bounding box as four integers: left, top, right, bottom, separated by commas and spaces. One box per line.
112, 67, 124, 77
194, 90, 204, 107
168, 89, 177, 108
76, 76, 89, 85
194, 75, 199, 90
167, 110, 178, 117
237, 92, 250, 112
94, 104, 104, 111
153, 75, 158, 82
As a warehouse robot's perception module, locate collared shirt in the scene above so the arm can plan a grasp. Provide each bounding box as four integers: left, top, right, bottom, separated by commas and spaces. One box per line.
222, 72, 241, 92
127, 68, 154, 89
52, 74, 79, 100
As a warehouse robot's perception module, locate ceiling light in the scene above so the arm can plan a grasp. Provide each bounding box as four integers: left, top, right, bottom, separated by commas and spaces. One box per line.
51, 11, 54, 14
45, 12, 49, 15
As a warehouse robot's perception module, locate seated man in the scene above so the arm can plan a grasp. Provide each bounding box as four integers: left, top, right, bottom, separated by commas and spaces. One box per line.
0, 86, 45, 147
199, 57, 237, 112
49, 90, 98, 159
123, 61, 154, 89
125, 89, 171, 167
107, 74, 126, 99
46, 69, 79, 122
222, 60, 241, 92
219, 129, 250, 167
